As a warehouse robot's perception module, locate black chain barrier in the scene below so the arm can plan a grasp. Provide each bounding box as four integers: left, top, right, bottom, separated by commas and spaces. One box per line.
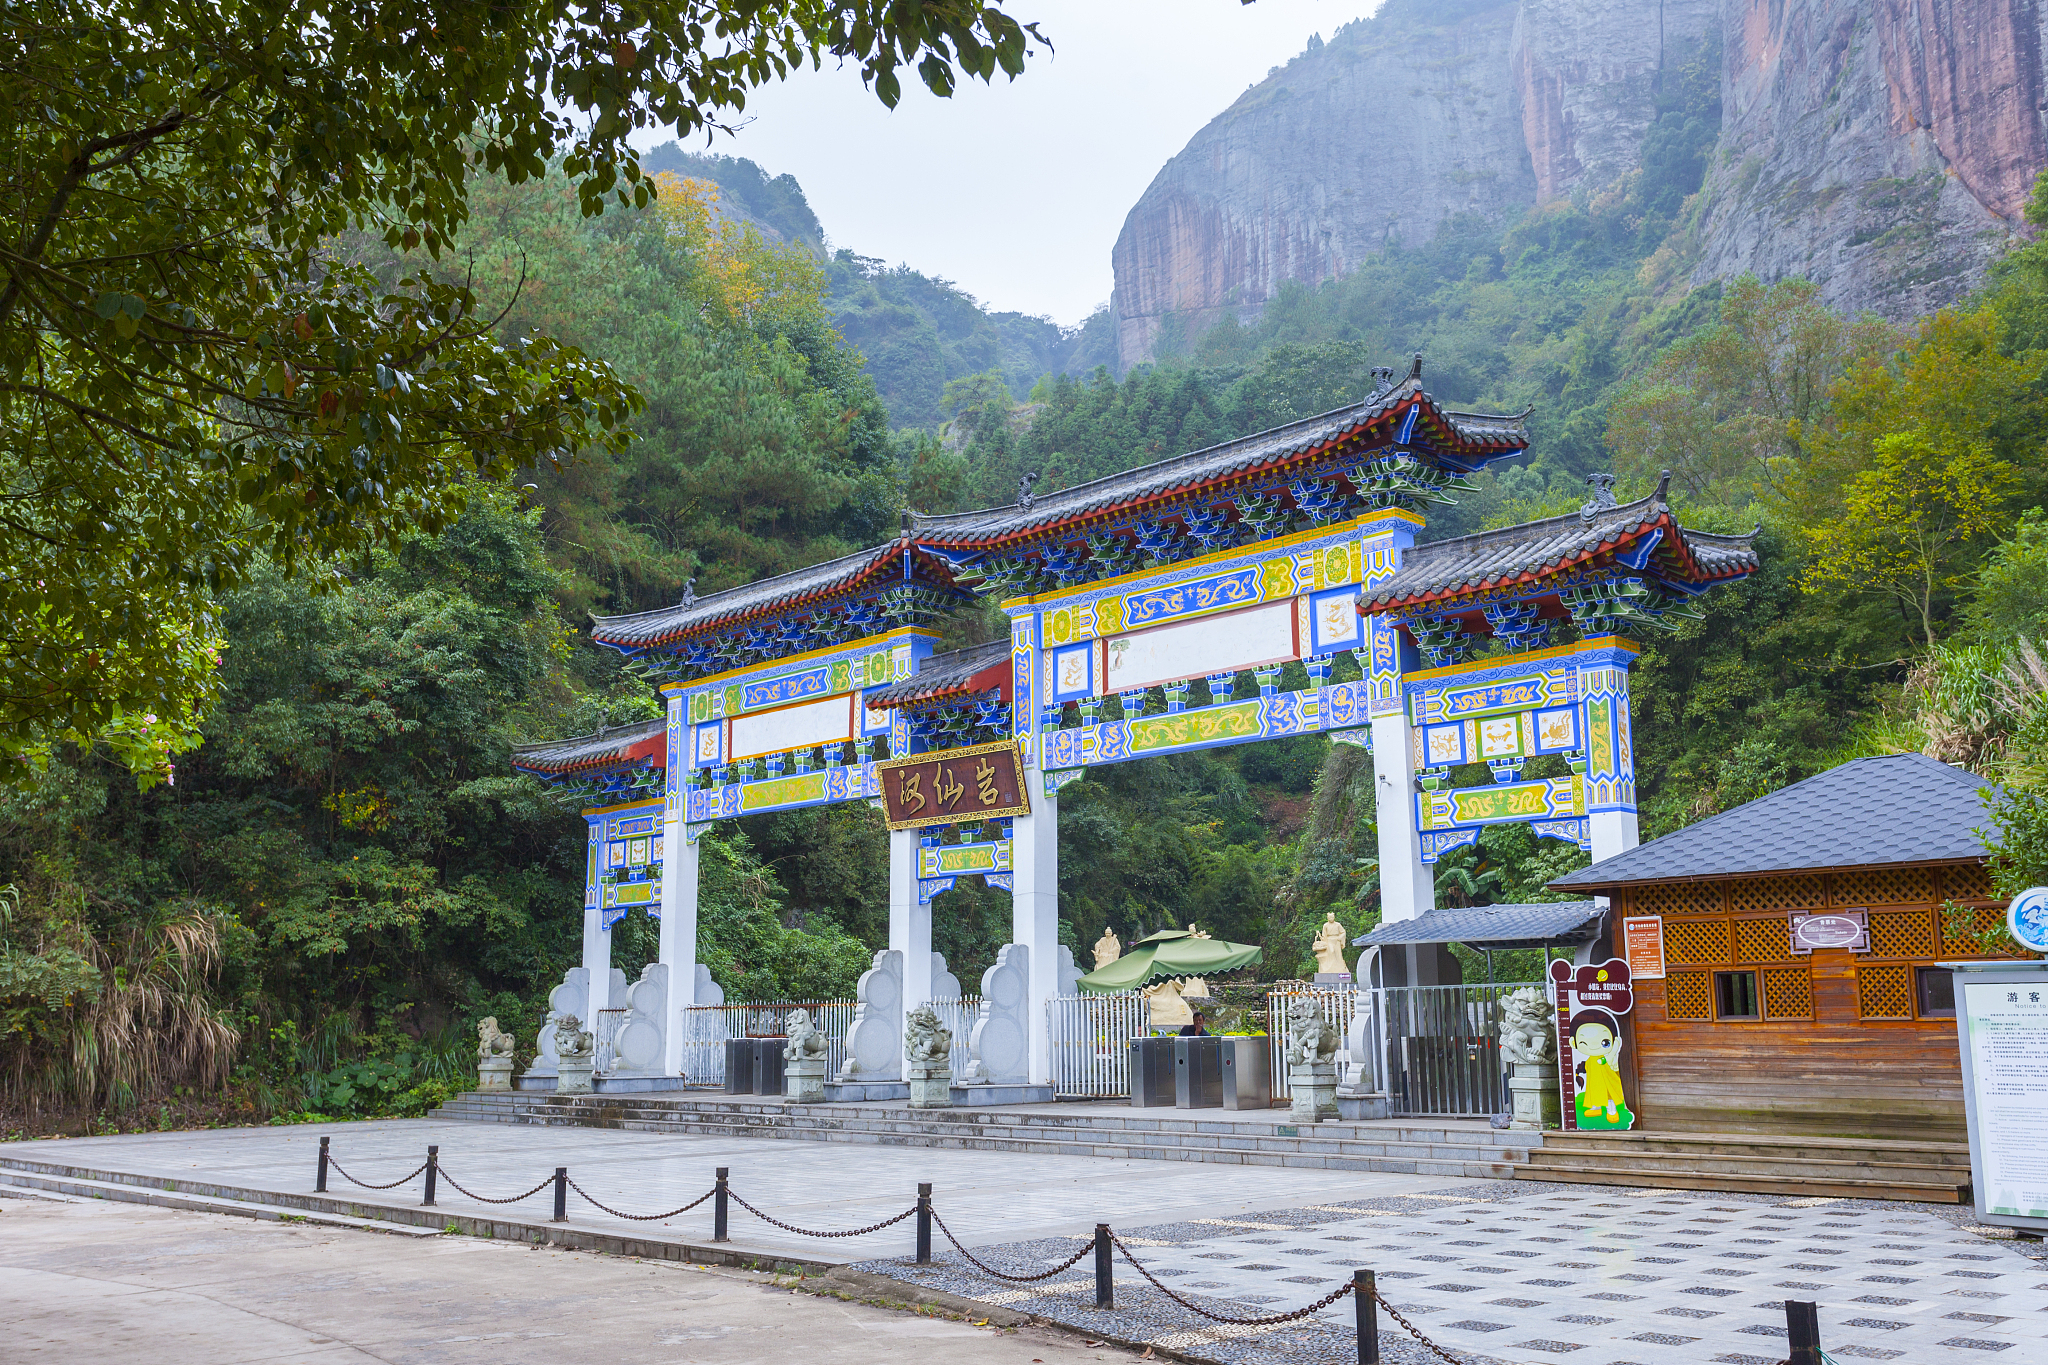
724, 1187, 918, 1239
1109, 1230, 1356, 1327
1374, 1288, 1465, 1364
569, 1180, 717, 1222
326, 1157, 429, 1192
433, 1168, 560, 1206
928, 1208, 1095, 1283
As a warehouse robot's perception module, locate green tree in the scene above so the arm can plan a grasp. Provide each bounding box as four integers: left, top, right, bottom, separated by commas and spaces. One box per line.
1, 0, 1045, 778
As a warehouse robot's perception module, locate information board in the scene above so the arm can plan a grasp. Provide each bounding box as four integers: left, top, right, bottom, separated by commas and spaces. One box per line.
1620, 917, 1665, 980
1956, 966, 2048, 1231
875, 739, 1031, 830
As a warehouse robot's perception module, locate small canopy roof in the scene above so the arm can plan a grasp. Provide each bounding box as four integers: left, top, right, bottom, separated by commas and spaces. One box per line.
1075, 927, 1262, 994
1352, 901, 1603, 952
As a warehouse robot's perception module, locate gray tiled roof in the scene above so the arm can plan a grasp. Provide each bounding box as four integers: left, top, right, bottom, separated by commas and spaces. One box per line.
511, 717, 665, 773
1362, 486, 1759, 609
590, 543, 900, 649
916, 372, 1528, 547
866, 638, 1011, 709
1550, 753, 1996, 889
1353, 901, 1604, 950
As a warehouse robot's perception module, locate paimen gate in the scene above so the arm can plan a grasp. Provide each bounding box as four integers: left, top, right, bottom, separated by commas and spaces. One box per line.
508, 357, 1758, 1096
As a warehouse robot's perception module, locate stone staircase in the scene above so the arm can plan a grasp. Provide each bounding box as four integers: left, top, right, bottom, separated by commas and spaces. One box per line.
1515, 1130, 1974, 1203
428, 1090, 1531, 1179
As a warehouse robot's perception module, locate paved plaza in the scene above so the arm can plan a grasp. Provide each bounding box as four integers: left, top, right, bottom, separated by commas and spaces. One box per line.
866, 1180, 2048, 1363
10, 1117, 1462, 1260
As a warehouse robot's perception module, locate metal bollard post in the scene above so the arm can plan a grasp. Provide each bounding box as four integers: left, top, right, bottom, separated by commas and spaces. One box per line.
1786, 1299, 1821, 1365
916, 1183, 932, 1264
1094, 1224, 1113, 1309
552, 1167, 568, 1223
713, 1167, 729, 1242
1355, 1269, 1378, 1365
423, 1145, 438, 1207
316, 1136, 329, 1194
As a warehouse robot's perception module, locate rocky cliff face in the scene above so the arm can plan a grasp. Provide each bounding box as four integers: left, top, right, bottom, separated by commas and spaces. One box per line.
1111, 0, 2046, 367
1691, 0, 2035, 319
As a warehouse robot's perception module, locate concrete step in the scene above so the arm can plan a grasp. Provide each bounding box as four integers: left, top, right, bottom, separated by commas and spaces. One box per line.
1520, 1160, 1968, 1203
1520, 1147, 1968, 1186
428, 1091, 1525, 1177
1537, 1131, 1971, 1166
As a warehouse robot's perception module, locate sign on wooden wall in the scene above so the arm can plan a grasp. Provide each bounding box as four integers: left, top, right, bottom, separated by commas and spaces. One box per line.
877, 739, 1032, 830
1621, 916, 1665, 980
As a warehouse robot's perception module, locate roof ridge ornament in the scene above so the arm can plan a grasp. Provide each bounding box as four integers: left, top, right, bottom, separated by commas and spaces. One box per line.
1655, 469, 1672, 503
1579, 473, 1619, 523
1017, 471, 1038, 511
678, 578, 696, 609
1366, 365, 1399, 402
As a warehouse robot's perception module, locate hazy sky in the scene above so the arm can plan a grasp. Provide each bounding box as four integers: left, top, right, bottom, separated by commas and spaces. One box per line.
654, 1, 1382, 326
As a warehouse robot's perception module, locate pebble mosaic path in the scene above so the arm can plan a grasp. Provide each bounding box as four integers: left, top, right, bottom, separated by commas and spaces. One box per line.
859, 1181, 2048, 1365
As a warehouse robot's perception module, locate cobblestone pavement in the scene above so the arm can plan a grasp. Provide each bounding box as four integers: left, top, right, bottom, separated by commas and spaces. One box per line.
858, 1181, 2048, 1364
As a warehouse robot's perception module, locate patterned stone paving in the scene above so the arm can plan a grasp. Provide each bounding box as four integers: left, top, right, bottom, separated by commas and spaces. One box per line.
861, 1182, 2048, 1364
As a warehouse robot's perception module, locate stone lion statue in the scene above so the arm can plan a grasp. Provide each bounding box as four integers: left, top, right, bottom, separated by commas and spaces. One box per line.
476, 1016, 516, 1062
1498, 987, 1557, 1067
552, 1014, 594, 1061
1282, 994, 1339, 1068
783, 1007, 829, 1063
904, 1003, 952, 1064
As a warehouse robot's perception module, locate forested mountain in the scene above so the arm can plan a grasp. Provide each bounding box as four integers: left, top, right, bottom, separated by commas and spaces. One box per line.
10, 17, 2048, 1138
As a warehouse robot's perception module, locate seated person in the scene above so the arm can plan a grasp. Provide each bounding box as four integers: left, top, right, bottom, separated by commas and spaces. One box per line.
1177, 1010, 1209, 1037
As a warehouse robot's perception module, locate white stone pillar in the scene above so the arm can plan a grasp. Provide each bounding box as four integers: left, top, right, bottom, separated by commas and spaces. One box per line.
1010, 786, 1060, 1087
889, 827, 932, 1077
657, 819, 700, 1075
1371, 710, 1434, 924
582, 889, 611, 1021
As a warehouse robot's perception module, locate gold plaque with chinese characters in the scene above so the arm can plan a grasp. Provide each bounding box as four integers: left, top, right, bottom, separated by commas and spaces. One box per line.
875, 739, 1032, 830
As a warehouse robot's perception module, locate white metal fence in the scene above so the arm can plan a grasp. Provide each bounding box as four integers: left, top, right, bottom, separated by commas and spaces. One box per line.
1048, 992, 1148, 1097
593, 1008, 628, 1074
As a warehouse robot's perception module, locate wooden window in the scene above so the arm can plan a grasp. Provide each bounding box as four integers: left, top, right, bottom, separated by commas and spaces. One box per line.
1733, 916, 1792, 964
1762, 966, 1812, 1019
1942, 864, 1993, 901
1836, 867, 1929, 907
1865, 909, 1937, 960
1728, 875, 1826, 915
1666, 919, 1731, 965
1858, 962, 1914, 1019
1715, 970, 1761, 1020
1640, 883, 1723, 916
1665, 971, 1712, 1021
1915, 966, 1956, 1019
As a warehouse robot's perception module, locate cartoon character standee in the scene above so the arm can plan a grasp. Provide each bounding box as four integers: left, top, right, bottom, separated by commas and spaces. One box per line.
1549, 957, 1637, 1131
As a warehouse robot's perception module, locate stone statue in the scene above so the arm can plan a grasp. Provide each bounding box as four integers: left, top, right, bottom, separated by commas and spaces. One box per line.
476, 1016, 517, 1091
1143, 978, 1192, 1030
1311, 913, 1349, 978
1498, 987, 1557, 1066
1283, 995, 1340, 1068
1017, 471, 1038, 510
1179, 976, 1213, 1004
1499, 986, 1561, 1130
782, 1007, 830, 1103
905, 1003, 954, 1109
1092, 926, 1122, 970
553, 1014, 595, 1095
1284, 994, 1340, 1122
477, 1016, 517, 1062
1186, 922, 1211, 939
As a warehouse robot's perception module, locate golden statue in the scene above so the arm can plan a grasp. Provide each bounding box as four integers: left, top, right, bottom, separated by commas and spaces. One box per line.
1312, 912, 1349, 977
1092, 926, 1122, 970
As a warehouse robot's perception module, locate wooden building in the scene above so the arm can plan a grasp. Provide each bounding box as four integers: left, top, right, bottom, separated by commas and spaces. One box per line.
1550, 753, 2018, 1141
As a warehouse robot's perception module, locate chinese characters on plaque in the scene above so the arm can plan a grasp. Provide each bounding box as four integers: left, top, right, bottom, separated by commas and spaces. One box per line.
876, 740, 1032, 830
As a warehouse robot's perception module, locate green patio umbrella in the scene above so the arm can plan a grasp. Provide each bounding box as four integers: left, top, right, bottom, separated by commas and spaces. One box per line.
1074, 927, 1262, 993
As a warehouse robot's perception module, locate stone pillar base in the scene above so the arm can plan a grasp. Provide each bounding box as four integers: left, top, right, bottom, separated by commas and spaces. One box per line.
1288, 1062, 1339, 1123
1508, 1064, 1560, 1130
556, 1058, 595, 1095
477, 1058, 514, 1092
785, 1057, 828, 1103
906, 1063, 953, 1109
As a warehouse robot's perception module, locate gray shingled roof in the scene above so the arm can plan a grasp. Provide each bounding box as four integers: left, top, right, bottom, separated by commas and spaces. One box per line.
511, 717, 665, 773
916, 371, 1528, 547
865, 638, 1011, 709
1353, 901, 1604, 950
1550, 753, 1996, 890
1361, 486, 1759, 610
589, 543, 902, 649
